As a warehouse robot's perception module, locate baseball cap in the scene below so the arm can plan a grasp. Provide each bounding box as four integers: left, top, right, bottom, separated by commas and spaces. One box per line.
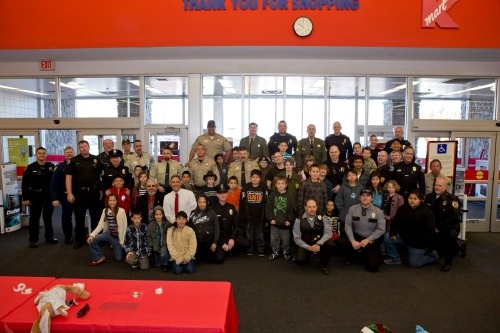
360, 189, 372, 196
250, 169, 261, 178
207, 120, 216, 127
122, 139, 131, 144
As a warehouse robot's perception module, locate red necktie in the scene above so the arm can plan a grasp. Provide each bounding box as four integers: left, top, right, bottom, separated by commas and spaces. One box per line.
174, 192, 179, 216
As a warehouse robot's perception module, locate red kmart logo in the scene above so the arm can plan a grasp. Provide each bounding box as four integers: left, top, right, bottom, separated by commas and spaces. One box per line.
422, 0, 459, 28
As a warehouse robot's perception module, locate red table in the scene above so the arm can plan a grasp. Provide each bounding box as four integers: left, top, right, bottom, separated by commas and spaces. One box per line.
2, 278, 238, 333
0, 276, 55, 320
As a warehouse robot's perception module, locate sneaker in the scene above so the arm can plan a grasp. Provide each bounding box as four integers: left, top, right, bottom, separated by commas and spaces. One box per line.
283, 252, 291, 261
132, 264, 138, 269
29, 242, 38, 248
246, 250, 254, 256
319, 266, 330, 275
258, 251, 265, 257
441, 263, 452, 272
383, 258, 402, 265
268, 252, 279, 261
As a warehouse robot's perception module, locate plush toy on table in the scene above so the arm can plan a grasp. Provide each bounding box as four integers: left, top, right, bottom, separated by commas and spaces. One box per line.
31, 283, 90, 333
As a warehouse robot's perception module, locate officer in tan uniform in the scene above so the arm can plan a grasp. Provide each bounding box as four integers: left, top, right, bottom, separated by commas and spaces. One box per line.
189, 120, 232, 163
187, 144, 220, 188
149, 146, 183, 193
228, 147, 259, 186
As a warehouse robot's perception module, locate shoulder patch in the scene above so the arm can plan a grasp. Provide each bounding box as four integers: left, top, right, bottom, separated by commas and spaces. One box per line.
452, 201, 459, 209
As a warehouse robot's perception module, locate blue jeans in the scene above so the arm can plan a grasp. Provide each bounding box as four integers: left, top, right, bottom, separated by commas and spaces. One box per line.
89, 232, 124, 261
153, 246, 170, 266
385, 233, 438, 267
171, 260, 195, 274
407, 246, 438, 268
384, 232, 403, 263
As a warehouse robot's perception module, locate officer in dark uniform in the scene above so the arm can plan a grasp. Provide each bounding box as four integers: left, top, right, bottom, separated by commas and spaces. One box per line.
50, 146, 75, 244
65, 140, 104, 249
212, 184, 250, 263
324, 121, 353, 161
102, 149, 133, 193
22, 147, 57, 248
97, 138, 114, 168
293, 199, 335, 275
268, 120, 298, 157
424, 178, 462, 272
390, 146, 425, 200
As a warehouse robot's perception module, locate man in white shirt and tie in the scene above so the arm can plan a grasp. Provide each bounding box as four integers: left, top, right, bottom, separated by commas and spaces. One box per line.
163, 175, 197, 224
425, 159, 452, 195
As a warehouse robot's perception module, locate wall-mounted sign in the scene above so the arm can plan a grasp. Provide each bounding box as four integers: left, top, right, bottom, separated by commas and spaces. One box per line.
39, 59, 55, 71
422, 0, 459, 28
183, 0, 361, 11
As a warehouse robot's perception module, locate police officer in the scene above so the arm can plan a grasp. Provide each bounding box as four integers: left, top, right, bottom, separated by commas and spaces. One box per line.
22, 147, 57, 248
293, 199, 335, 275
189, 120, 232, 163
344, 189, 386, 272
424, 178, 462, 272
268, 120, 298, 157
390, 146, 425, 200
149, 146, 182, 194
97, 138, 114, 168
324, 145, 348, 199
212, 184, 250, 263
50, 146, 75, 244
65, 140, 104, 249
102, 149, 133, 193
324, 121, 353, 161
187, 144, 220, 189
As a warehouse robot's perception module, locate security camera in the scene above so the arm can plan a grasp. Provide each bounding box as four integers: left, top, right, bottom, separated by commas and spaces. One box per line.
54, 119, 60, 125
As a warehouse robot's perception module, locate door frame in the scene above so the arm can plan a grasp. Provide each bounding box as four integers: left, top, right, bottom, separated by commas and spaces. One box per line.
451, 132, 500, 232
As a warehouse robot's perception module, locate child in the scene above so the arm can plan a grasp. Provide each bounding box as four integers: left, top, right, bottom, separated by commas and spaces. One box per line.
278, 158, 301, 201
297, 164, 326, 216
124, 210, 151, 270
231, 147, 240, 162
347, 155, 369, 187
278, 141, 292, 160
87, 193, 127, 266
348, 142, 362, 164
300, 155, 315, 180
201, 171, 218, 206
324, 199, 340, 241
335, 169, 363, 223
266, 176, 295, 261
181, 170, 196, 192
391, 138, 403, 153
367, 170, 384, 208
227, 176, 241, 211
215, 152, 228, 186
106, 175, 131, 216
318, 163, 334, 200
240, 169, 268, 256
257, 156, 271, 182
361, 147, 377, 175
132, 165, 143, 187
131, 171, 148, 210
167, 211, 197, 274
146, 206, 172, 272
382, 180, 404, 244
368, 134, 381, 163
188, 194, 219, 263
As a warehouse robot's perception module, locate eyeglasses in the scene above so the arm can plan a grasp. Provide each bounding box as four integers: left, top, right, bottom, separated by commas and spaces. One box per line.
147, 185, 156, 188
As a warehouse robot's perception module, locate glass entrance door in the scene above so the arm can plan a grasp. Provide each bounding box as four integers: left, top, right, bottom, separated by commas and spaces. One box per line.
451, 132, 500, 232
148, 126, 188, 164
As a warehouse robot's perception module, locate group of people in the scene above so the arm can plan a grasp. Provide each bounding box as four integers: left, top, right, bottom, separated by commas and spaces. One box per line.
20, 119, 464, 275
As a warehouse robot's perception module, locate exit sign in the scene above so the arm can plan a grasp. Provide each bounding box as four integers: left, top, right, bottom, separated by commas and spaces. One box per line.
39, 59, 55, 71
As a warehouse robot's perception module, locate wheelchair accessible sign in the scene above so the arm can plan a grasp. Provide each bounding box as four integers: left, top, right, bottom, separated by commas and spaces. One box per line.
426, 141, 458, 178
